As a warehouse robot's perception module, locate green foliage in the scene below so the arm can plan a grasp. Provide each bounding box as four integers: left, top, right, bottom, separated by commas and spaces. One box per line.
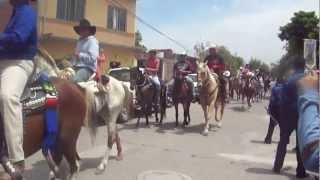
279, 11, 319, 56
135, 31, 147, 52
217, 46, 244, 75
272, 11, 319, 79
249, 58, 270, 74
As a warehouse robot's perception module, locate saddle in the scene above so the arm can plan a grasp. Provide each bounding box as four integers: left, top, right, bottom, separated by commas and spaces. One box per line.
21, 73, 58, 117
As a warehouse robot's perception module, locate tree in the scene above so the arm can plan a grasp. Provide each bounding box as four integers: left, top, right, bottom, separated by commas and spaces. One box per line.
273, 11, 319, 79
279, 11, 319, 56
249, 58, 262, 70
135, 31, 147, 52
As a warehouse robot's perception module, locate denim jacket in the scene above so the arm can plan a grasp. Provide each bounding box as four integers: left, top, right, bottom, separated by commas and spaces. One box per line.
297, 89, 319, 173
72, 36, 99, 72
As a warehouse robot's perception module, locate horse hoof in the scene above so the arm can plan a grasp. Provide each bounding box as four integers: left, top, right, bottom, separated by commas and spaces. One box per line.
202, 129, 209, 136
216, 122, 222, 128
95, 164, 106, 174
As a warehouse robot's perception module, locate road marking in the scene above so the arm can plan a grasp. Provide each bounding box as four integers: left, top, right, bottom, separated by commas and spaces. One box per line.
137, 170, 192, 180
218, 153, 296, 166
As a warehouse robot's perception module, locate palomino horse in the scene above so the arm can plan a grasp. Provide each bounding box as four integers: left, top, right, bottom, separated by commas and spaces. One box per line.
0, 51, 86, 180
171, 74, 193, 127
129, 67, 166, 127
196, 62, 224, 135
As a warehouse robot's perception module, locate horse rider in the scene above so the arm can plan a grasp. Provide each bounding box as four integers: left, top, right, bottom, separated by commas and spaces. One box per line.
273, 56, 308, 178
145, 50, 161, 103
204, 47, 226, 99
264, 78, 283, 144
0, 0, 37, 178
71, 19, 99, 83
173, 54, 195, 100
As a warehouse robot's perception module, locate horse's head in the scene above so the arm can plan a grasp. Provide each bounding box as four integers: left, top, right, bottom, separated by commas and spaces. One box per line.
196, 61, 210, 88
129, 67, 145, 90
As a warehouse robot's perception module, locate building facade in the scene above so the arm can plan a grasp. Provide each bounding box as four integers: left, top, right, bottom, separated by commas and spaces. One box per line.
37, 0, 137, 72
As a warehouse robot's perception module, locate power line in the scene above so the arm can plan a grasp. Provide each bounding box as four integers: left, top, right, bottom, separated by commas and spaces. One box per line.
109, 0, 189, 52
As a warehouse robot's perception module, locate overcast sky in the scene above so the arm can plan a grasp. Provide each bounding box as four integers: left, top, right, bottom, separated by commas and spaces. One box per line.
137, 0, 318, 63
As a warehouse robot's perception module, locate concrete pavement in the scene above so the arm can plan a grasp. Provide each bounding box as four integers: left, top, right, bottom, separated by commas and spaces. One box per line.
21, 100, 314, 180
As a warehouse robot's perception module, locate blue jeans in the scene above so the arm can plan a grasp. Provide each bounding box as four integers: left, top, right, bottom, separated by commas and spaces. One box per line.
73, 67, 93, 83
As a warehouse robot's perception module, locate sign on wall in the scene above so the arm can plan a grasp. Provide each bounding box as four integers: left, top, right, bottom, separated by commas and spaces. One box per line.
304, 39, 317, 69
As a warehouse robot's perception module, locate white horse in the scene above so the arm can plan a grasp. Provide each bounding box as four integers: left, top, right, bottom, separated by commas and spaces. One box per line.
36, 47, 133, 179
196, 62, 222, 135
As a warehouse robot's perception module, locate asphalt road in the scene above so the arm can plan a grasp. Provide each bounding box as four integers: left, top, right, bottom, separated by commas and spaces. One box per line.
20, 99, 314, 180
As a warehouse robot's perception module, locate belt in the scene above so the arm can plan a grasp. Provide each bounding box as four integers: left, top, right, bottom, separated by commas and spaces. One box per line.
302, 140, 319, 162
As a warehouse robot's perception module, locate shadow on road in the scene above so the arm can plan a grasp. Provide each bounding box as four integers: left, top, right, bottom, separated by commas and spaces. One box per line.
250, 140, 278, 144
245, 167, 306, 180
229, 106, 249, 112
24, 160, 49, 179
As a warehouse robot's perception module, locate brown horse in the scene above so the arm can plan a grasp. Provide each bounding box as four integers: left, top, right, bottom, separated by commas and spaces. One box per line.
171, 75, 193, 127
0, 77, 86, 180
130, 67, 166, 127
242, 75, 256, 107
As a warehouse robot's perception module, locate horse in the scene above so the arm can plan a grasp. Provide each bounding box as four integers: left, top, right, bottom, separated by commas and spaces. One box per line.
129, 67, 165, 127
196, 62, 224, 135
0, 51, 86, 180
83, 75, 133, 173
170, 73, 193, 127
242, 75, 256, 107
39, 47, 133, 175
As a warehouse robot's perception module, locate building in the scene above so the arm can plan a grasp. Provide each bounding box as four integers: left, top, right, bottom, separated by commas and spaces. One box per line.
38, 0, 137, 72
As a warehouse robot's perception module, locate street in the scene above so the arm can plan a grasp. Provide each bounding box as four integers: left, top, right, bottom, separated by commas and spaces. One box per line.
22, 100, 312, 180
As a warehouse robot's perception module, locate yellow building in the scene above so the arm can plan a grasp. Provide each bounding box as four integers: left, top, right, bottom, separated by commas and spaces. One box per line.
38, 0, 137, 72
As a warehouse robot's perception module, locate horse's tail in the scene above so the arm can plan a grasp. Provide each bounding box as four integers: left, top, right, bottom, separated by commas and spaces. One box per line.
160, 84, 167, 118
122, 83, 134, 119
83, 85, 99, 145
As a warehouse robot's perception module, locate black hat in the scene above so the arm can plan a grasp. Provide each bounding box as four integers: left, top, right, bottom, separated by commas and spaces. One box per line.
73, 19, 96, 36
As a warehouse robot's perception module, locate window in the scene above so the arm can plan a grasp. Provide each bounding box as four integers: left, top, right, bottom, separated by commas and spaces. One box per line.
107, 6, 127, 32
57, 0, 85, 21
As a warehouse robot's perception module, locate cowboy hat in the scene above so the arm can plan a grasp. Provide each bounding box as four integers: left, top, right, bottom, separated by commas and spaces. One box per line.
73, 19, 96, 35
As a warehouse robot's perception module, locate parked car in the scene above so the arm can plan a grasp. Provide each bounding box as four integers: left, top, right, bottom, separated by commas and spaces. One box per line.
187, 73, 199, 102
108, 67, 136, 122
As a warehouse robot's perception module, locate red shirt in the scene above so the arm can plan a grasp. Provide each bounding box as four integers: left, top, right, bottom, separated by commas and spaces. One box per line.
146, 57, 160, 73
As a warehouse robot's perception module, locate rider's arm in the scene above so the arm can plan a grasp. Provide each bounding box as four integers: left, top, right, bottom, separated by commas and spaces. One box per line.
0, 7, 36, 47
297, 89, 320, 173
77, 38, 99, 67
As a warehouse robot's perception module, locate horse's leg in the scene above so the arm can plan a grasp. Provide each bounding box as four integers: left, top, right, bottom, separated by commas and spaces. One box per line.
202, 105, 210, 135
115, 132, 123, 161
175, 103, 179, 127
97, 113, 119, 173
182, 103, 186, 126
187, 102, 191, 125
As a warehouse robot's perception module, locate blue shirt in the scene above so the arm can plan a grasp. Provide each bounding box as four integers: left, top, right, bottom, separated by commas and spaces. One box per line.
297, 89, 319, 173
268, 83, 283, 115
0, 3, 37, 60
281, 70, 305, 123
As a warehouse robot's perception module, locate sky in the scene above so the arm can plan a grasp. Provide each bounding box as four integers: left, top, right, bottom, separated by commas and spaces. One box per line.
136, 0, 318, 63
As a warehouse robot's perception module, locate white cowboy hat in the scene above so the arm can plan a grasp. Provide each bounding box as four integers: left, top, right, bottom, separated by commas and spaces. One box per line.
223, 71, 231, 77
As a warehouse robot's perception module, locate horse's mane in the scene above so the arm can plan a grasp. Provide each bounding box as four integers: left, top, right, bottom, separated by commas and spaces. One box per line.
35, 46, 61, 77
